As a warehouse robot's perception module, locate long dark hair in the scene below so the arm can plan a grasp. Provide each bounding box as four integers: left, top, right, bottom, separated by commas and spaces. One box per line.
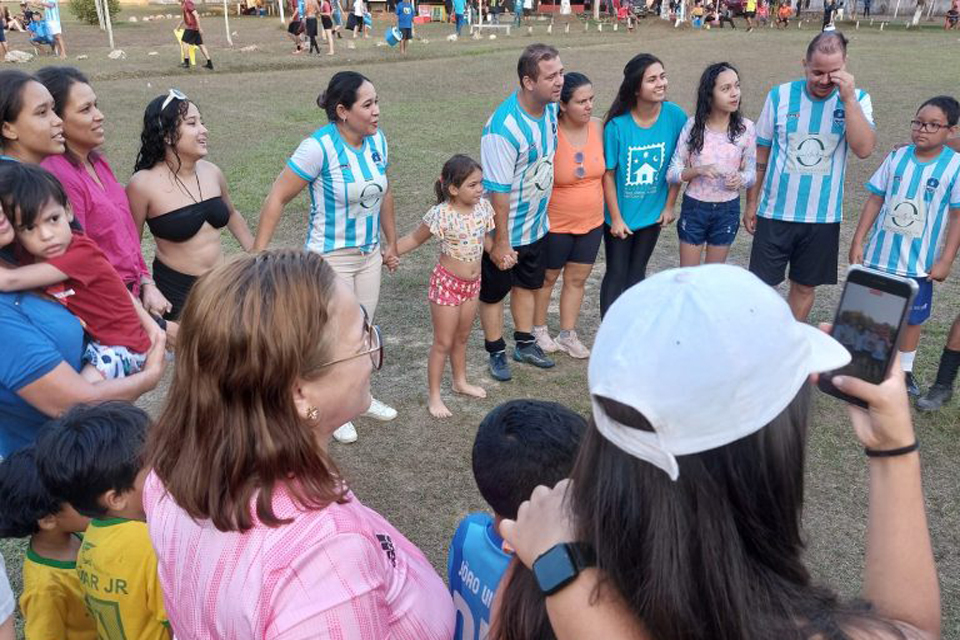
688, 62, 747, 157
604, 53, 663, 126
36, 66, 93, 167
494, 385, 911, 640
434, 154, 481, 204
0, 70, 36, 151
133, 93, 191, 173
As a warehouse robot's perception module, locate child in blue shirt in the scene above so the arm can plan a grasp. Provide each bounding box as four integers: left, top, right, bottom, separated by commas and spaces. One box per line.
28, 13, 54, 53
395, 0, 414, 54
849, 95, 960, 397
447, 400, 586, 640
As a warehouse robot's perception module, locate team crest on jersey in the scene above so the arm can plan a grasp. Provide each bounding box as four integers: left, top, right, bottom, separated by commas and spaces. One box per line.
926, 177, 939, 193
832, 108, 845, 126
552, 121, 558, 135
371, 151, 383, 165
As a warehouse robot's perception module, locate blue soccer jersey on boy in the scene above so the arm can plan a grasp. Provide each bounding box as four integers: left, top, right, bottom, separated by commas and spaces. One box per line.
863, 145, 960, 277
756, 80, 874, 224
480, 92, 558, 247
447, 512, 512, 640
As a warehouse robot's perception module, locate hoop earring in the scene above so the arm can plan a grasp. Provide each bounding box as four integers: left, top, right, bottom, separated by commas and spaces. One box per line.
307, 407, 320, 421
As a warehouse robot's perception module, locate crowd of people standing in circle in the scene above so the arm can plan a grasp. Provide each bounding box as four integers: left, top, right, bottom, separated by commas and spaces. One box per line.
0, 28, 955, 640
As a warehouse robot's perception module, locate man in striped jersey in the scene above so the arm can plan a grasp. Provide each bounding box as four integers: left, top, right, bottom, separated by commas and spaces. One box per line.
479, 44, 564, 381
850, 95, 960, 396
744, 31, 876, 322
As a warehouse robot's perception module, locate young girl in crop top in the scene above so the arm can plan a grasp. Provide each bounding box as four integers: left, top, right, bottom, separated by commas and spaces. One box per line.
0, 165, 157, 380
397, 155, 494, 419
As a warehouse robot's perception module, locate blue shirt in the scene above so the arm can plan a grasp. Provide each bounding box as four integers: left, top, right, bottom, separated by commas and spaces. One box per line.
0, 291, 84, 458
864, 145, 960, 278
287, 123, 390, 254
603, 102, 687, 230
447, 513, 512, 640
480, 92, 559, 247
453, 0, 466, 13
756, 80, 874, 224
396, 1, 414, 27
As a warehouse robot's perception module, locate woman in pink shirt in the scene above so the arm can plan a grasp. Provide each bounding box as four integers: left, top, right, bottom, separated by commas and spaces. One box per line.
667, 62, 756, 267
37, 66, 172, 318
143, 249, 455, 640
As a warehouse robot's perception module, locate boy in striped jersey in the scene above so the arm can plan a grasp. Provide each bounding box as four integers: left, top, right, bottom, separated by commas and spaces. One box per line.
479, 44, 564, 381
744, 31, 876, 321
850, 96, 960, 397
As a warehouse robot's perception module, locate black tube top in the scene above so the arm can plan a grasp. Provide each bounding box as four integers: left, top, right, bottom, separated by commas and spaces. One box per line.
146, 197, 231, 243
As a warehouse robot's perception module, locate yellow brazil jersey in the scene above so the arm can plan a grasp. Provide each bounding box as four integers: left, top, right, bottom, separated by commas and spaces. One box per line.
76, 518, 170, 640
20, 545, 97, 640
746, 0, 757, 9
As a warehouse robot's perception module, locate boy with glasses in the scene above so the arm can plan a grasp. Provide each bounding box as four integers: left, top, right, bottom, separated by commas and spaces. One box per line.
849, 95, 960, 396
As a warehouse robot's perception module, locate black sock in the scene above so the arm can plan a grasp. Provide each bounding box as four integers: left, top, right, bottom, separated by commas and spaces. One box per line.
934, 348, 960, 387
183, 57, 189, 64
485, 338, 506, 354
514, 331, 534, 346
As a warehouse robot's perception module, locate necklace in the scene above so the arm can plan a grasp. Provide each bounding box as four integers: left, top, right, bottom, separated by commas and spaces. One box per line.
174, 170, 204, 204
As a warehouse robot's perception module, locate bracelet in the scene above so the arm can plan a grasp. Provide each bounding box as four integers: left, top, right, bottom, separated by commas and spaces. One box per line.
864, 441, 918, 458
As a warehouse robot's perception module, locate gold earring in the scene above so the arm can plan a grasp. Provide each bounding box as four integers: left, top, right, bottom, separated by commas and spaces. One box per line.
307, 407, 320, 421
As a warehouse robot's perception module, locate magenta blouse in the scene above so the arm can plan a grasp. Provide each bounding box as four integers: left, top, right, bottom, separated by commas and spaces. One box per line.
42, 153, 149, 295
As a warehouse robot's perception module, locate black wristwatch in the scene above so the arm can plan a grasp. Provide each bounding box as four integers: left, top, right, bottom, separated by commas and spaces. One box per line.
532, 542, 596, 596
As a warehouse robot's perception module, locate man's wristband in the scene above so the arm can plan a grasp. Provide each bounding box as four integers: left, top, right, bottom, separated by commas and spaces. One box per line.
864, 441, 918, 458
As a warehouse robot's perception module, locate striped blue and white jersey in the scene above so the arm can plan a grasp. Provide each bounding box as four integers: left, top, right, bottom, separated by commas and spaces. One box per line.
756, 80, 874, 224
45, 0, 61, 25
480, 92, 558, 247
863, 146, 960, 278
287, 123, 389, 254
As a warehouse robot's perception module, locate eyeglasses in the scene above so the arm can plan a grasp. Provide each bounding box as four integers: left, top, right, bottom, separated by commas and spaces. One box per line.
161, 88, 188, 113
574, 151, 585, 179
317, 306, 384, 371
910, 120, 948, 133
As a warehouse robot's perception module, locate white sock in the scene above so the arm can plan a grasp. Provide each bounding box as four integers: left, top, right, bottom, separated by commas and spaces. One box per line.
900, 350, 917, 373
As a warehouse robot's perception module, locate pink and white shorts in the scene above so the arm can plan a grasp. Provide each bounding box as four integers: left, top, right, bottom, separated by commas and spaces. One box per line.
428, 263, 480, 306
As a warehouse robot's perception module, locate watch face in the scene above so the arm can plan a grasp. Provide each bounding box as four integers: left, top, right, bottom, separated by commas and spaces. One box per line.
533, 545, 577, 594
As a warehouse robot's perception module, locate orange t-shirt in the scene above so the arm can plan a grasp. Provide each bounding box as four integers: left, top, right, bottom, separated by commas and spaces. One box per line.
547, 120, 605, 235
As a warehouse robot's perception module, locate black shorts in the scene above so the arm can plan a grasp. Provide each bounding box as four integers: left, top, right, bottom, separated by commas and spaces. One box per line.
346, 13, 362, 29
544, 226, 603, 270
748, 217, 840, 287
305, 16, 318, 35
479, 236, 548, 303
288, 19, 301, 33
321, 15, 333, 28
400, 26, 412, 39
744, 10, 756, 17
182, 28, 203, 45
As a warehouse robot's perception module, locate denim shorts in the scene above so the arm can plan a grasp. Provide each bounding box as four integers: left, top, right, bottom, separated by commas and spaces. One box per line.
677, 194, 740, 247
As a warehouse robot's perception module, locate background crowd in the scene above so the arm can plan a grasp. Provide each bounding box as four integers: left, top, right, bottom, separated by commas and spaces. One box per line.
0, 28, 954, 640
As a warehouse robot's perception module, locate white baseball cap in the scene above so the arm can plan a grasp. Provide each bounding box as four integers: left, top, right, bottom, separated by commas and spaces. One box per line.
588, 264, 850, 481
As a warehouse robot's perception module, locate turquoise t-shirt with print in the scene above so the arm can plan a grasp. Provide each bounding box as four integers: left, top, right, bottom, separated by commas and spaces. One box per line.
603, 102, 687, 230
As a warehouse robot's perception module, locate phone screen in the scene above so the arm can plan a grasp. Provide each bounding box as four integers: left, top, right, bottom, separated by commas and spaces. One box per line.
829, 282, 909, 384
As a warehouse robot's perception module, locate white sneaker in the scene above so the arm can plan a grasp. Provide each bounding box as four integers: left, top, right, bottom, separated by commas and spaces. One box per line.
333, 422, 358, 443
532, 325, 559, 353
362, 398, 397, 422
554, 330, 590, 359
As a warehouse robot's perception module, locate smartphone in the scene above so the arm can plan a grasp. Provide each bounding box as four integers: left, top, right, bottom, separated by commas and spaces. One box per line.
818, 266, 919, 408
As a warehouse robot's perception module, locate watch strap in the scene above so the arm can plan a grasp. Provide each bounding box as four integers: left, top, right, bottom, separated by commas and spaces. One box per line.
566, 542, 597, 571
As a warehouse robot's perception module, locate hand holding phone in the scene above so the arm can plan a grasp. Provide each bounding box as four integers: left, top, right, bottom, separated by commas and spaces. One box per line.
818, 266, 918, 408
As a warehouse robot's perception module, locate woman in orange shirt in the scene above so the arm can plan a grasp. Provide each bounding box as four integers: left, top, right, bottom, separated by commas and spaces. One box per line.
532, 73, 604, 359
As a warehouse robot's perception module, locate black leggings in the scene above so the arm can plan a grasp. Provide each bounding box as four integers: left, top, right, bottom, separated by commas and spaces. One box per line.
599, 223, 661, 318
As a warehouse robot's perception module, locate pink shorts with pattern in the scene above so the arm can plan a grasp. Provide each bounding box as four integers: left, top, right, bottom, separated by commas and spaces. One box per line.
428, 262, 481, 306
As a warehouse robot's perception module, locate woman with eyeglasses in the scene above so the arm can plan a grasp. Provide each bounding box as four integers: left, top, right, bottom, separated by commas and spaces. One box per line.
531, 72, 604, 360
127, 90, 254, 321
143, 250, 455, 640
36, 67, 173, 320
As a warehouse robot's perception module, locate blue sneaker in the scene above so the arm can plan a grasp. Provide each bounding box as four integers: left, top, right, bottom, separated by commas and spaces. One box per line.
513, 342, 555, 368
489, 351, 512, 381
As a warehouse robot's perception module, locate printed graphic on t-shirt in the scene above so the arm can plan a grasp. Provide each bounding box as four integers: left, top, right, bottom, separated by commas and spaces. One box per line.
346, 173, 387, 217
626, 143, 665, 191
883, 193, 926, 240
522, 155, 555, 197
785, 132, 840, 175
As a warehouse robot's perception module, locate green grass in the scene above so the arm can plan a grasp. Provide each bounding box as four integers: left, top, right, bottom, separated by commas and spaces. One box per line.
2, 7, 958, 638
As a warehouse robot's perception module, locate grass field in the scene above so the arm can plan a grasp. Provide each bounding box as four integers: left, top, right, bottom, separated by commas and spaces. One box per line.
1, 7, 958, 638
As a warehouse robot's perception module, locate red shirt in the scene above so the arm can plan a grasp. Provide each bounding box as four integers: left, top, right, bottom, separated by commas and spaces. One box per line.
182, 0, 198, 29
44, 233, 151, 353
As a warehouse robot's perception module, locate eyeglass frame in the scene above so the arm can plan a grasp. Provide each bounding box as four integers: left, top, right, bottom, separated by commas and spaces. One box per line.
910, 119, 950, 133
316, 306, 384, 371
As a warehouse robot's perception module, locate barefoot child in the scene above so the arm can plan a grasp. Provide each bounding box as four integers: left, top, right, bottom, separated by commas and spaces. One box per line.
0, 164, 157, 380
849, 95, 960, 397
397, 155, 494, 418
